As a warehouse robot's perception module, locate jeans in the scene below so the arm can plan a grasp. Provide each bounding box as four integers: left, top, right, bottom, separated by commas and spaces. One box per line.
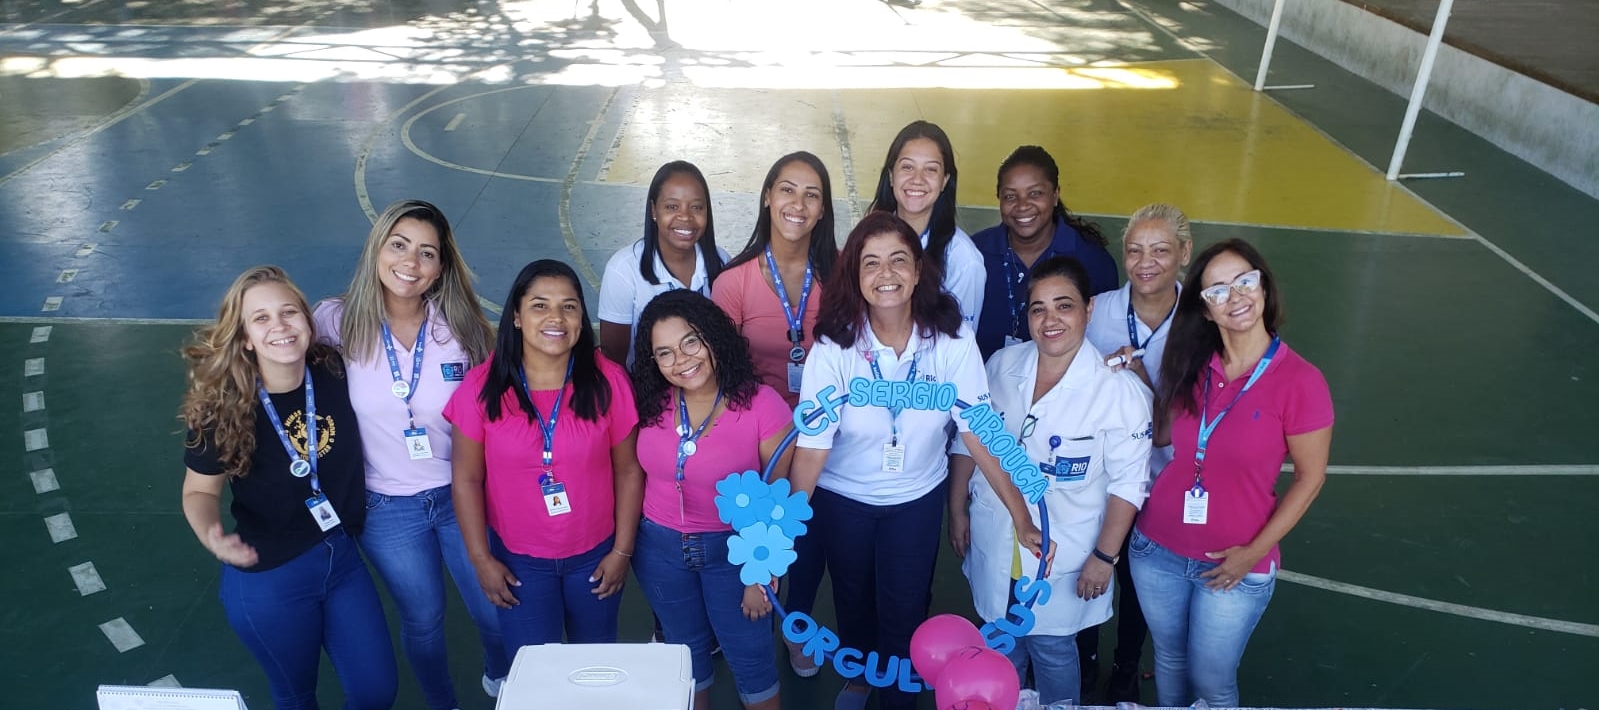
490, 530, 622, 655
813, 482, 946, 710
1127, 527, 1276, 707
360, 484, 508, 710
220, 530, 397, 710
1074, 522, 1149, 682
633, 518, 780, 704
1008, 633, 1080, 706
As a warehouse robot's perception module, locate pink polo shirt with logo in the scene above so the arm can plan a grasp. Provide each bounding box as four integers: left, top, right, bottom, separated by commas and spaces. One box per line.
639, 385, 793, 533
1139, 341, 1333, 573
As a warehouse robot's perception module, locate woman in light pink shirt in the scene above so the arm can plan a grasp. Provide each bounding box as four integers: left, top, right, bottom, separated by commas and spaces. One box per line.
314, 199, 501, 709
630, 289, 793, 710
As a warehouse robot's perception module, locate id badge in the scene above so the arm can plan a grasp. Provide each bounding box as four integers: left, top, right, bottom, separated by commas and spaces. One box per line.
306, 494, 342, 531
404, 427, 433, 460
881, 443, 906, 473
787, 362, 804, 394
542, 482, 572, 516
1004, 335, 1023, 347
1182, 485, 1209, 525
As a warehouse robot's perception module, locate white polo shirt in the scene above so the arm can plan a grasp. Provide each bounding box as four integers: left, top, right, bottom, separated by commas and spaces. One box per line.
797, 321, 990, 506
597, 238, 730, 364
927, 226, 986, 328
1086, 282, 1179, 475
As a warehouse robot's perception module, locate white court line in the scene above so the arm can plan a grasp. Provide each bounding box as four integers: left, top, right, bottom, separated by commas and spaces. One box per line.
30, 469, 60, 494
74, 243, 96, 256
0, 80, 196, 188
99, 618, 145, 652
443, 112, 466, 131
476, 296, 503, 316
24, 357, 45, 376
24, 428, 49, 451
23, 391, 44, 412
148, 675, 182, 688
30, 325, 52, 342
1280, 570, 1599, 638
69, 562, 107, 596
45, 513, 77, 543
1288, 464, 1599, 476
41, 296, 63, 312
1, 316, 208, 325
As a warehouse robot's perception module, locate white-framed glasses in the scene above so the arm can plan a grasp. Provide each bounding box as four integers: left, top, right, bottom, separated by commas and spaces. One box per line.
652, 333, 705, 367
1199, 269, 1262, 306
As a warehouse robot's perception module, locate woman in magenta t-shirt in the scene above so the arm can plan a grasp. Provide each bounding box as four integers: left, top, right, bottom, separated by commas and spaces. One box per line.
1131, 239, 1334, 707
629, 290, 793, 710
445, 260, 645, 654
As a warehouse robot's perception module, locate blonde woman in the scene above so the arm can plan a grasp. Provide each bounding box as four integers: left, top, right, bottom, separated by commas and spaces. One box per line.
313, 200, 505, 708
180, 266, 396, 710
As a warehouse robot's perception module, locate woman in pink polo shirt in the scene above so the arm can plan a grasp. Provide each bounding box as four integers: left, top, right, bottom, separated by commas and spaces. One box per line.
445, 259, 645, 652
629, 289, 793, 710
1131, 238, 1334, 707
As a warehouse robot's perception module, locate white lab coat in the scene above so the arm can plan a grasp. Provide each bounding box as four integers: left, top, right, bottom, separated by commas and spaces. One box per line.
956, 341, 1153, 636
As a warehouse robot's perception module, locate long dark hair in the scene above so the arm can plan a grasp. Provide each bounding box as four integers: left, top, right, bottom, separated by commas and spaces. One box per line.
726, 151, 838, 283
639, 161, 723, 287
1158, 239, 1285, 416
814, 211, 961, 349
480, 260, 611, 423
997, 145, 1106, 248
869, 121, 959, 278
629, 290, 761, 427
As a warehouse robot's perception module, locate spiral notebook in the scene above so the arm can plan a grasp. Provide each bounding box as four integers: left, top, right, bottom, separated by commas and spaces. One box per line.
96, 685, 248, 710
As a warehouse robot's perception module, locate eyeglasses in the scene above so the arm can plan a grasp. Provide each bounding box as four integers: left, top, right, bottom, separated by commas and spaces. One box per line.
1198, 269, 1262, 306
652, 333, 705, 367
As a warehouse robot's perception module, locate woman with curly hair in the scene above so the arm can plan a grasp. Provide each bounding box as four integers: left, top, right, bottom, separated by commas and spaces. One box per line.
179, 265, 397, 710
629, 289, 793, 710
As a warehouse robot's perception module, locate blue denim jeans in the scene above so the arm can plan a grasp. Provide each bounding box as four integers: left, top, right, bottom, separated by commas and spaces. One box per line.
1008, 633, 1080, 706
489, 530, 622, 655
219, 529, 398, 710
1127, 527, 1276, 707
360, 484, 508, 710
633, 518, 781, 704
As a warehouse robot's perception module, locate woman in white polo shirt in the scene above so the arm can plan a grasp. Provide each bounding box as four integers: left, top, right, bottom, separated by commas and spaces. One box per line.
791, 211, 1043, 710
950, 255, 1153, 706
599, 160, 730, 366
313, 199, 504, 709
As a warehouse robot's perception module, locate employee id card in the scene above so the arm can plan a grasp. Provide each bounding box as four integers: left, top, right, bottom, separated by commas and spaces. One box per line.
404, 427, 433, 460
1183, 485, 1209, 524
787, 362, 804, 394
882, 443, 906, 473
306, 493, 342, 531
542, 481, 572, 516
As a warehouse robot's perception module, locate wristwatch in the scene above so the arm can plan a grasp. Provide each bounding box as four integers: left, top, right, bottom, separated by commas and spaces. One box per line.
1092, 548, 1120, 566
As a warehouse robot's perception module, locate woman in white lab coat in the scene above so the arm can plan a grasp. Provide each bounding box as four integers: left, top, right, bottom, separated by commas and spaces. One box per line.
949, 255, 1154, 706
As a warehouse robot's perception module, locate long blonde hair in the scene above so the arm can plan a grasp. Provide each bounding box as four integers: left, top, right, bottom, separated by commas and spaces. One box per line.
180, 266, 336, 478
335, 200, 493, 366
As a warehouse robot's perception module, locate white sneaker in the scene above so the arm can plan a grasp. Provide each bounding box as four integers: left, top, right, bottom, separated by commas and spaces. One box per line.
482, 674, 504, 698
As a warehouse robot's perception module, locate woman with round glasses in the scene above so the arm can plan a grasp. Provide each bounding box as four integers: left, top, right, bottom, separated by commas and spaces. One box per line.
949, 256, 1152, 706
629, 290, 793, 710
1130, 239, 1333, 707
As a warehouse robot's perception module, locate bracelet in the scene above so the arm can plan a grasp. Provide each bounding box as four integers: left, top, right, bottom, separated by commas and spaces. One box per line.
1092, 548, 1119, 566
613, 549, 633, 558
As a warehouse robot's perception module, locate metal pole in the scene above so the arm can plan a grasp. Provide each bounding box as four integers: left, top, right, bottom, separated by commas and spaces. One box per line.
1387, 0, 1456, 180
1253, 0, 1288, 91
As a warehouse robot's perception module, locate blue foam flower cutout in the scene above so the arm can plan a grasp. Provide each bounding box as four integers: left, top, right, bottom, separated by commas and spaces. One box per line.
727, 522, 798, 585
763, 477, 813, 540
714, 470, 776, 531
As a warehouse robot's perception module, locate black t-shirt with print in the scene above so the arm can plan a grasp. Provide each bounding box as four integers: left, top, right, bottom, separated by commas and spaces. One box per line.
185, 361, 367, 572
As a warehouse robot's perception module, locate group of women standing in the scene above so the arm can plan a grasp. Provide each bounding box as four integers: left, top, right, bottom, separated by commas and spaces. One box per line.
177, 119, 1332, 710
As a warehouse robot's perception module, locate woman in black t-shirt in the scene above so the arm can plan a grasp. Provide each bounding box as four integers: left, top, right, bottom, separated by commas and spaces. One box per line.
179, 266, 397, 710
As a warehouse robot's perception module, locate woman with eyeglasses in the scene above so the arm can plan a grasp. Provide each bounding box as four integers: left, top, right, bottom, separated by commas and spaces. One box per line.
1130, 239, 1333, 707
629, 290, 794, 710
445, 260, 645, 653
790, 212, 1041, 710
948, 256, 1153, 706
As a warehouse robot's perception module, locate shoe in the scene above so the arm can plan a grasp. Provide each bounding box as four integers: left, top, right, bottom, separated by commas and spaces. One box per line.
482, 674, 504, 698
834, 683, 870, 710
711, 643, 723, 657
1107, 663, 1140, 703
786, 637, 820, 678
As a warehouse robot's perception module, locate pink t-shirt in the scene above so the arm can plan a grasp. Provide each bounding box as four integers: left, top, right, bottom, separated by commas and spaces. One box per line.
443, 355, 639, 559
639, 385, 792, 533
711, 258, 822, 408
314, 300, 475, 496
1139, 342, 1333, 573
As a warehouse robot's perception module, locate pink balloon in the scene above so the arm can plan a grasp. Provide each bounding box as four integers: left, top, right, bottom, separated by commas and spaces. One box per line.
910, 614, 986, 685
934, 647, 1020, 710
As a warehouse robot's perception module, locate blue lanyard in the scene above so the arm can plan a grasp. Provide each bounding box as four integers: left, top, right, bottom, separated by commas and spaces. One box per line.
1004, 247, 1052, 341
380, 316, 426, 427
517, 357, 574, 480
865, 349, 919, 446
1126, 290, 1177, 351
257, 367, 320, 494
764, 246, 813, 361
1194, 337, 1281, 483
674, 388, 723, 482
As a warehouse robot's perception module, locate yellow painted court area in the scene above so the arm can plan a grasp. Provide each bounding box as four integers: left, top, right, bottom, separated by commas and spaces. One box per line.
604, 59, 1463, 236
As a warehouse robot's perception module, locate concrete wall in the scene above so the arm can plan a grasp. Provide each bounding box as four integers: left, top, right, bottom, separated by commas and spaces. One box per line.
1211, 0, 1599, 199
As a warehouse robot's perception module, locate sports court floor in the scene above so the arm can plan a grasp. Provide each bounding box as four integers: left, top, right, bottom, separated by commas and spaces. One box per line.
2, 0, 1595, 708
